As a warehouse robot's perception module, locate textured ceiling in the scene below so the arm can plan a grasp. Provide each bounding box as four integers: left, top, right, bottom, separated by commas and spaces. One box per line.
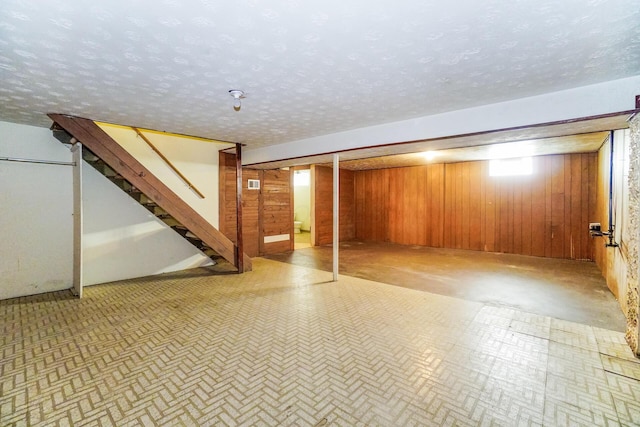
1, 0, 639, 149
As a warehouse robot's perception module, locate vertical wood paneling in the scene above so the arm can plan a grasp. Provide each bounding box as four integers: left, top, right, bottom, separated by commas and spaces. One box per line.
353, 153, 596, 260
340, 169, 356, 241
313, 166, 333, 246
443, 164, 454, 248
433, 164, 444, 247
461, 162, 470, 250
531, 157, 546, 257
314, 166, 356, 245
521, 174, 533, 256
416, 166, 426, 245
381, 169, 390, 242
454, 163, 463, 249
570, 155, 582, 259
479, 161, 487, 251
550, 155, 565, 258
497, 177, 510, 253
355, 169, 389, 242
543, 158, 553, 257
391, 168, 404, 243
469, 162, 482, 251
513, 178, 523, 255
403, 168, 413, 244
355, 170, 366, 239
425, 165, 433, 246
587, 152, 598, 261
485, 163, 496, 253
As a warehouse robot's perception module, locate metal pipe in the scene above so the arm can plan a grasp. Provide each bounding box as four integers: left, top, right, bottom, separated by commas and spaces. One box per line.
606, 131, 618, 247
333, 153, 339, 282
0, 157, 75, 166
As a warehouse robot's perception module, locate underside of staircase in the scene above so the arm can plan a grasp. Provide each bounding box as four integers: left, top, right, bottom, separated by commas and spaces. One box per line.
49, 114, 251, 272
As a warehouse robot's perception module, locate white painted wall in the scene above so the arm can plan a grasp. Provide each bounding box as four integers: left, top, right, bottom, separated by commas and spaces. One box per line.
97, 124, 227, 228
243, 75, 640, 165
82, 163, 212, 286
0, 122, 73, 299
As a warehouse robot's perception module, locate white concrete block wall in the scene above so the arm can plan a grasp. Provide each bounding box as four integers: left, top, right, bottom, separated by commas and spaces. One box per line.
0, 122, 74, 299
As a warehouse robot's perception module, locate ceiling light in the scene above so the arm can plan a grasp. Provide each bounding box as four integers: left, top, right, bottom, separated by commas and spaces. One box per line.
228, 89, 245, 111
421, 151, 438, 161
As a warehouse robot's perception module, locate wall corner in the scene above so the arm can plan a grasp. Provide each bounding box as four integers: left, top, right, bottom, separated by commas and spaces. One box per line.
625, 112, 640, 356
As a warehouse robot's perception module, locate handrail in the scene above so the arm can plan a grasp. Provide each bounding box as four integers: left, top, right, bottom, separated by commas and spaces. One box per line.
132, 127, 205, 199
0, 156, 75, 166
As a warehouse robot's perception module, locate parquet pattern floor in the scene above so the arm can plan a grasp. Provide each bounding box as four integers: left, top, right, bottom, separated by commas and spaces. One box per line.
1, 258, 639, 426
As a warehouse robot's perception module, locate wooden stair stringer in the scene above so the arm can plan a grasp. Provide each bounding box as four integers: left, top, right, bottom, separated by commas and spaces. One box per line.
48, 114, 251, 272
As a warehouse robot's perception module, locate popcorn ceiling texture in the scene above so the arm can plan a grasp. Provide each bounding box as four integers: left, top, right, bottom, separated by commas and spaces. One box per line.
0, 0, 639, 147
626, 114, 640, 355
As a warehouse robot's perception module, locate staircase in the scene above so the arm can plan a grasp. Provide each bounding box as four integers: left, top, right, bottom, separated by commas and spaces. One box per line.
82, 149, 224, 262
49, 114, 251, 272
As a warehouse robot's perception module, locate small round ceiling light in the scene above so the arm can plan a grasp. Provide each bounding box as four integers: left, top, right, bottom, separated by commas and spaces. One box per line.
228, 89, 245, 111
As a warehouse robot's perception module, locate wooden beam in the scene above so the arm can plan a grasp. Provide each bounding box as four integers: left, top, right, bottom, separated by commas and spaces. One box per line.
71, 143, 83, 298
236, 143, 244, 273
132, 127, 205, 199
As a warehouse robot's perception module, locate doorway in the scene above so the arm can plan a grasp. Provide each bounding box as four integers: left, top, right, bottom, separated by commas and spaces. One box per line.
293, 169, 312, 249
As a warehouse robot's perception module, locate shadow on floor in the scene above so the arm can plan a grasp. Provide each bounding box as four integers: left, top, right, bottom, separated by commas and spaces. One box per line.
265, 240, 626, 331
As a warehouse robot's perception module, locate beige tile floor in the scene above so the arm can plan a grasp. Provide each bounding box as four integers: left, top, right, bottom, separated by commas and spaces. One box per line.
1, 258, 639, 426
294, 231, 312, 250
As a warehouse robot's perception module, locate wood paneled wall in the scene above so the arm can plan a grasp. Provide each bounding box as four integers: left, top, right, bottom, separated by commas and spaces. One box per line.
389, 164, 445, 247
354, 153, 597, 260
219, 152, 292, 257
354, 169, 390, 242
313, 166, 356, 246
218, 152, 236, 241
219, 152, 259, 257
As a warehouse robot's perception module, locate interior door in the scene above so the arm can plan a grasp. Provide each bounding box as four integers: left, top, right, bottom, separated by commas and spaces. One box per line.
260, 169, 293, 255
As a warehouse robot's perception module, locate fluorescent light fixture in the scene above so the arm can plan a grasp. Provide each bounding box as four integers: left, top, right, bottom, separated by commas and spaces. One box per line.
489, 157, 533, 177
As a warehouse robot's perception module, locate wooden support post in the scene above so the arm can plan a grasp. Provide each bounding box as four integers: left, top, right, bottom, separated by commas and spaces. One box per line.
333, 153, 339, 282
71, 143, 83, 298
236, 143, 244, 273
